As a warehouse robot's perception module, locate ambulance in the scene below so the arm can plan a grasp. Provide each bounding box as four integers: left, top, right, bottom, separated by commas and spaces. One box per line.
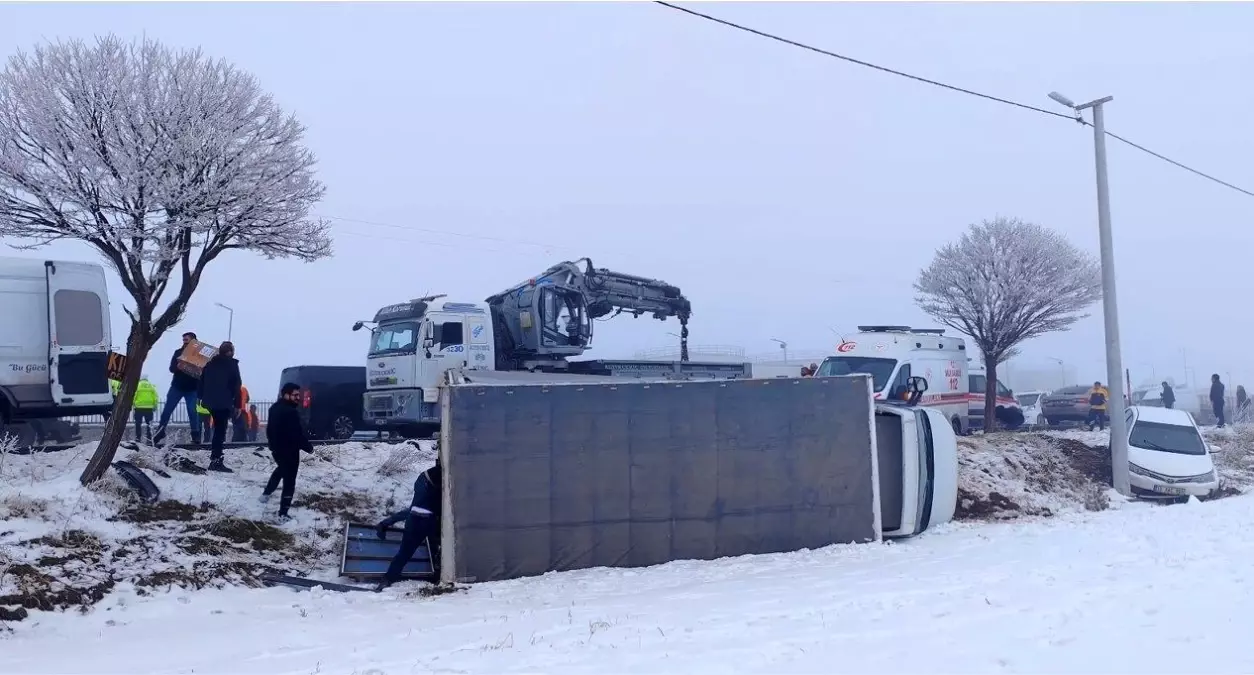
967, 361, 1023, 430
816, 326, 970, 435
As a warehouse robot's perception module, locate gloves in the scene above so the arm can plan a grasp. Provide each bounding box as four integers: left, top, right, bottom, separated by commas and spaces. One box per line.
376, 520, 393, 540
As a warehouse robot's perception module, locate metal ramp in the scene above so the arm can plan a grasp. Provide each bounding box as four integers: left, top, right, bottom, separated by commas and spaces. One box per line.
340, 522, 437, 581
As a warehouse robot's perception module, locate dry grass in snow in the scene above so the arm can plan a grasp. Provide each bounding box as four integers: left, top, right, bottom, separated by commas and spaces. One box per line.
0, 438, 434, 624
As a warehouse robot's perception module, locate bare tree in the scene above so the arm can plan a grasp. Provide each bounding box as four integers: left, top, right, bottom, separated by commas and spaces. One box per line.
914, 217, 1101, 431
0, 36, 332, 483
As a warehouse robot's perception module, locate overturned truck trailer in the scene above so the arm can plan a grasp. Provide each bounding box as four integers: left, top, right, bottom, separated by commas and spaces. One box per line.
435, 369, 957, 584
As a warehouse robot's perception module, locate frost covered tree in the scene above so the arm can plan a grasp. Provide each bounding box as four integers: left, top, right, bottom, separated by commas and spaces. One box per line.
0, 36, 332, 484
914, 217, 1101, 431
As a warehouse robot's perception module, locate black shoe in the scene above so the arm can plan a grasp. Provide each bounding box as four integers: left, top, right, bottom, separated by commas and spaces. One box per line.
276, 512, 292, 523
374, 580, 393, 592
208, 460, 233, 473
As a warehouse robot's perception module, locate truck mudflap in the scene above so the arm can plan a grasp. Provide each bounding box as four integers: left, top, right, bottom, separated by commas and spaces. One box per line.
340, 522, 436, 581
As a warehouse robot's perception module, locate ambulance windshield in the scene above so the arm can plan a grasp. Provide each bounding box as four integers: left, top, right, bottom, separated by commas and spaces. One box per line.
816, 357, 897, 391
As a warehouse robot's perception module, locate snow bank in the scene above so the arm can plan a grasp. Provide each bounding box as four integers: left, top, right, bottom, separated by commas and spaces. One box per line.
956, 431, 1112, 521
956, 425, 1254, 522
0, 438, 434, 621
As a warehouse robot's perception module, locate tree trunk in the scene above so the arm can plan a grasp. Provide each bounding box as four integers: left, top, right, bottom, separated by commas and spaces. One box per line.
79, 326, 153, 485
984, 355, 998, 433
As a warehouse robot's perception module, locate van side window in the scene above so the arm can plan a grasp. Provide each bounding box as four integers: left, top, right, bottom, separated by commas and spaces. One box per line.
996, 380, 1012, 397
436, 321, 464, 346
969, 375, 986, 394
54, 290, 103, 346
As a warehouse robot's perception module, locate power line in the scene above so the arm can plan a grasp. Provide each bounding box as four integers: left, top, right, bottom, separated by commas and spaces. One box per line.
655, 1, 1254, 199
653, 1, 1072, 121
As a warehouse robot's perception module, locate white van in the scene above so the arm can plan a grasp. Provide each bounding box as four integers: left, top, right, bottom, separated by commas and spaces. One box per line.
816, 326, 969, 435
1124, 405, 1219, 500
0, 257, 114, 445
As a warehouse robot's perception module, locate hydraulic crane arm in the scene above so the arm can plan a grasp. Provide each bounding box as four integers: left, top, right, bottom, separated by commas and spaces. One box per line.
485, 258, 694, 368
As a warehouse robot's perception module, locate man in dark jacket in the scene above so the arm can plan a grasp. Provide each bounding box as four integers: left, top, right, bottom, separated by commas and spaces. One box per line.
260, 383, 314, 519
1161, 381, 1176, 409
375, 459, 442, 590
198, 341, 242, 472
1211, 374, 1226, 428
153, 332, 203, 446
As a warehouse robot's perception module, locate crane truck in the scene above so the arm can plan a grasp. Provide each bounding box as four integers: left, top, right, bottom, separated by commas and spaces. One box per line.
354, 258, 750, 438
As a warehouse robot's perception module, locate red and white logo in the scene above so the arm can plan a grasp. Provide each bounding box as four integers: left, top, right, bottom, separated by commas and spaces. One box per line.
836, 341, 856, 353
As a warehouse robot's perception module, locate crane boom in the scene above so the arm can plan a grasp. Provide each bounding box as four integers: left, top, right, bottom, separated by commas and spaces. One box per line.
485, 258, 692, 370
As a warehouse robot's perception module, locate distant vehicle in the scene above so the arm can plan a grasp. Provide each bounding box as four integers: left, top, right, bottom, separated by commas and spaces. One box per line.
1015, 390, 1049, 427
967, 362, 1023, 430
816, 325, 970, 435
1041, 385, 1093, 426
0, 257, 114, 447
1136, 383, 1203, 418
278, 366, 367, 440
1124, 405, 1219, 501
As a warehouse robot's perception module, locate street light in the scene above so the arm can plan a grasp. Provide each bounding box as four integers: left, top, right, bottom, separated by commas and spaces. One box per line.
214, 302, 234, 341
1047, 357, 1067, 389
1049, 89, 1129, 497
770, 338, 788, 363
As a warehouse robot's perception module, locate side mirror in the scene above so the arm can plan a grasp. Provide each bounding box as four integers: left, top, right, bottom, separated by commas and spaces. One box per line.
908, 376, 929, 394
351, 321, 364, 332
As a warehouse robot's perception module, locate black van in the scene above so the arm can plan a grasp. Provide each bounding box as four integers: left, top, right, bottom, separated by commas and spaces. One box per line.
277, 366, 367, 440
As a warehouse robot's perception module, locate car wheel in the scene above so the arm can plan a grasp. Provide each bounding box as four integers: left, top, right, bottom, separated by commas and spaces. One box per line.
951, 417, 962, 435
331, 415, 355, 440
0, 421, 37, 449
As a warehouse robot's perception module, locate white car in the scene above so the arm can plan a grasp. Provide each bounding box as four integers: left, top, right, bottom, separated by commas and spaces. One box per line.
1124, 406, 1219, 500
1015, 390, 1049, 427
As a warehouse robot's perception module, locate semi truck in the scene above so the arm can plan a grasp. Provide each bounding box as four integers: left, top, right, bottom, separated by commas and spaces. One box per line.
355, 258, 750, 438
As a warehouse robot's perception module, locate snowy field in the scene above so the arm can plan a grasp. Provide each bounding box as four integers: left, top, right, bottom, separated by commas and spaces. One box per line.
3, 428, 1254, 673
6, 494, 1254, 673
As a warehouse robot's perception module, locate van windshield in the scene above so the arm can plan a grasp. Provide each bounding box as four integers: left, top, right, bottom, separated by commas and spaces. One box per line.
369, 322, 418, 356
816, 357, 897, 391
1129, 420, 1207, 456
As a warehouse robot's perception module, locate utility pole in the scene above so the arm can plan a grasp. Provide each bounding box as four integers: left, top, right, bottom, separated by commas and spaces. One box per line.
1049, 91, 1129, 496
215, 302, 234, 341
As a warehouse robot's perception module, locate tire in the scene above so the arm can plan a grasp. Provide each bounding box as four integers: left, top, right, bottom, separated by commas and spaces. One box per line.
951, 417, 962, 436
331, 415, 355, 440
0, 421, 37, 449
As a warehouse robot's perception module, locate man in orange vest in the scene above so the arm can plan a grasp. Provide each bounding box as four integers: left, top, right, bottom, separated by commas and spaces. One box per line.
232, 384, 251, 442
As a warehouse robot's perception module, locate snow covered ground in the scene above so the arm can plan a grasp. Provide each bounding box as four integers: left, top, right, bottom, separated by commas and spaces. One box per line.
6, 493, 1254, 673
4, 427, 1254, 673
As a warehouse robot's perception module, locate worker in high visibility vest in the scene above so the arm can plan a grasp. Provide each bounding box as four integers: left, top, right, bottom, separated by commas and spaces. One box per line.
132, 375, 159, 443
196, 400, 212, 436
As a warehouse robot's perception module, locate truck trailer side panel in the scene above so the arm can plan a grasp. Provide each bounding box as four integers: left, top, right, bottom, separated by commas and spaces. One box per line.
441, 374, 878, 584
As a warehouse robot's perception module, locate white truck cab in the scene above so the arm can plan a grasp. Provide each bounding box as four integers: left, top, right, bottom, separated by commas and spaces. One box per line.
817, 326, 970, 435
358, 297, 495, 438
875, 402, 959, 537
0, 257, 114, 444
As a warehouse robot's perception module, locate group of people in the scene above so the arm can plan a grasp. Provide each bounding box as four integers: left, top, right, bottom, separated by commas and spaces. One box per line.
1087, 375, 1249, 431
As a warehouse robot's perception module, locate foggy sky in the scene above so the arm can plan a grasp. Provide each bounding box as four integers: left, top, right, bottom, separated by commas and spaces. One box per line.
2, 2, 1249, 399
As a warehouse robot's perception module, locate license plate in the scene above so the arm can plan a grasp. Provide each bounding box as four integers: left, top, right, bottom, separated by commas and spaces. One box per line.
1153, 485, 1187, 496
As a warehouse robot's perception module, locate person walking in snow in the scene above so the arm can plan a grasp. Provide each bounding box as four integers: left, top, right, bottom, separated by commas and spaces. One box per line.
198, 341, 242, 472
260, 383, 314, 520
1211, 374, 1226, 428
247, 404, 261, 442
1086, 381, 1110, 431
1160, 381, 1176, 410
375, 458, 442, 590
132, 375, 159, 443
1236, 385, 1250, 424
154, 332, 203, 446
